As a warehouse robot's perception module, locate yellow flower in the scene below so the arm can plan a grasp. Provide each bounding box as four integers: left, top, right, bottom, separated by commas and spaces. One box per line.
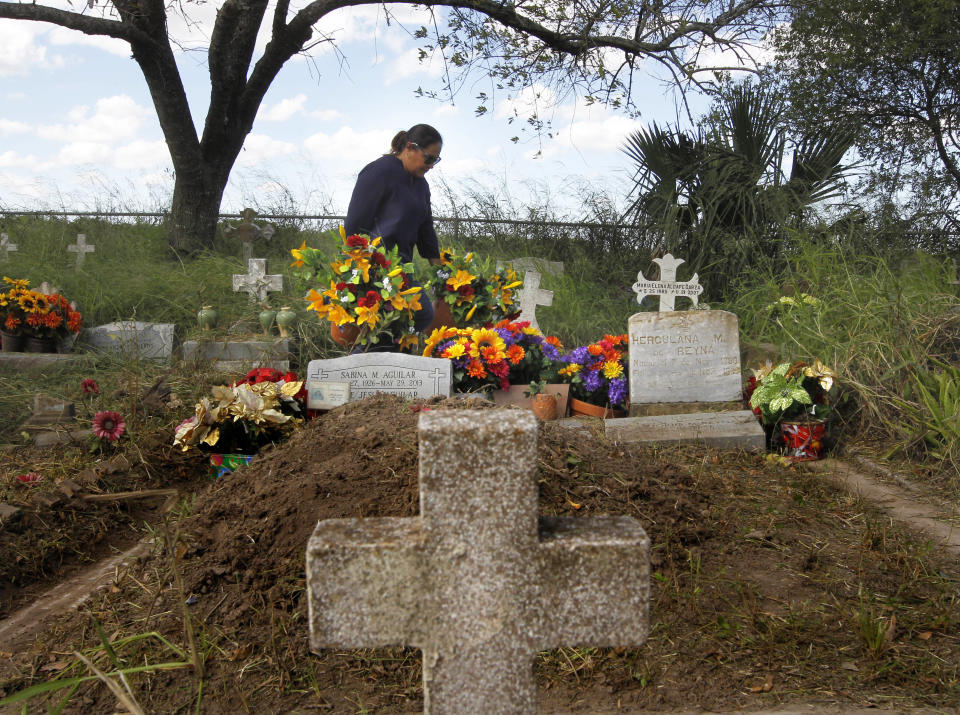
559, 364, 581, 376
305, 288, 328, 314
447, 269, 476, 291
326, 303, 354, 326
371, 236, 382, 247
398, 333, 419, 351
355, 302, 381, 329
339, 224, 346, 240
602, 360, 624, 379
3, 277, 29, 288
387, 267, 403, 278
465, 304, 478, 321
469, 328, 505, 358
504, 281, 523, 290
331, 257, 353, 275
290, 240, 308, 267
443, 343, 466, 359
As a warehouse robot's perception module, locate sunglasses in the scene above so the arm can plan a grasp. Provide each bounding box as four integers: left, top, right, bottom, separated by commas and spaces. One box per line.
409, 142, 441, 165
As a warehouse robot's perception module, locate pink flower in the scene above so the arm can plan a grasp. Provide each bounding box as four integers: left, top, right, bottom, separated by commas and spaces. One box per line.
92, 411, 126, 442
81, 378, 99, 395
16, 472, 44, 485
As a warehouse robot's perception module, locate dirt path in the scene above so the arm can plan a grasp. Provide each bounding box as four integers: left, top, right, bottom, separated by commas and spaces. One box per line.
805, 458, 960, 557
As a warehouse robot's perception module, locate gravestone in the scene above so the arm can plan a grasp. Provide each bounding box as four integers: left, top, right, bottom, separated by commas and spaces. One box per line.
0, 233, 18, 261
224, 208, 276, 262
182, 337, 295, 374
306, 353, 452, 407
515, 270, 552, 330
83, 321, 175, 360
307, 410, 649, 714
232, 258, 283, 303
67, 233, 95, 268
20, 394, 92, 448
632, 254, 703, 311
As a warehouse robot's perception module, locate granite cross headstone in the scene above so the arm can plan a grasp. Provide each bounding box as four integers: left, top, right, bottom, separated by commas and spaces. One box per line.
515, 270, 553, 330
232, 258, 283, 303
224, 208, 276, 262
0, 233, 18, 262
307, 410, 650, 714
632, 254, 704, 312
67, 234, 95, 268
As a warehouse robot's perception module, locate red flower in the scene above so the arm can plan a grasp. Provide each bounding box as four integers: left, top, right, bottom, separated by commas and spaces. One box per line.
365, 290, 381, 304
356, 296, 368, 308
346, 235, 368, 248
458, 285, 475, 298
16, 472, 43, 485
81, 378, 99, 395
92, 411, 126, 442
282, 371, 299, 383
336, 282, 347, 291
371, 252, 390, 268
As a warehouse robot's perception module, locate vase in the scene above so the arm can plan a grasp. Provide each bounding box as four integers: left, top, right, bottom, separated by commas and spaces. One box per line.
258, 309, 276, 335
330, 322, 361, 347
24, 336, 57, 353
276, 306, 296, 337
197, 306, 218, 331
1, 331, 24, 352
530, 393, 559, 421
426, 300, 456, 334
209, 452, 256, 479
569, 397, 628, 419
781, 419, 827, 461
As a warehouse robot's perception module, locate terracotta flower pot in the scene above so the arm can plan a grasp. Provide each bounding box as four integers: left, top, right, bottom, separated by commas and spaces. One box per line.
426, 300, 456, 334
781, 419, 827, 461
530, 393, 558, 421
330, 322, 361, 346
569, 397, 628, 419
1, 331, 24, 352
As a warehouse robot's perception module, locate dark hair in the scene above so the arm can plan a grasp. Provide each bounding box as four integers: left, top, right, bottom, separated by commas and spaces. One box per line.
390, 124, 443, 154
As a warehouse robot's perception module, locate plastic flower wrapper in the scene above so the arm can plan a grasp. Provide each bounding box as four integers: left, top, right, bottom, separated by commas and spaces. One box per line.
424, 248, 522, 327
557, 334, 629, 409
291, 227, 422, 346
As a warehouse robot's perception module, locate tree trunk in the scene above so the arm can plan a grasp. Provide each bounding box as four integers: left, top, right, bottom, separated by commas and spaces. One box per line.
166, 158, 233, 253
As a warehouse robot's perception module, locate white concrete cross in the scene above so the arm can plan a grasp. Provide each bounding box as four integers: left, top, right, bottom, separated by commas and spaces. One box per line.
515, 270, 553, 330
38, 282, 60, 295
224, 208, 276, 262
232, 258, 283, 303
307, 410, 650, 714
632, 253, 704, 312
0, 233, 18, 262
67, 234, 95, 268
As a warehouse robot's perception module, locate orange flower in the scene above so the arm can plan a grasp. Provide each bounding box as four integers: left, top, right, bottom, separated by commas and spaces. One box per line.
506, 344, 525, 364
466, 359, 487, 379
587, 344, 604, 356
44, 312, 63, 328
545, 335, 563, 348
66, 311, 82, 333
5, 315, 20, 331
26, 313, 44, 327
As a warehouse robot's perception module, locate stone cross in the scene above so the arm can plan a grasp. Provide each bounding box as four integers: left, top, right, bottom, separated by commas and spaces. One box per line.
307, 410, 650, 714
632, 254, 704, 312
515, 270, 553, 330
38, 282, 59, 295
232, 258, 283, 303
0, 233, 18, 262
224, 208, 275, 262
67, 234, 95, 268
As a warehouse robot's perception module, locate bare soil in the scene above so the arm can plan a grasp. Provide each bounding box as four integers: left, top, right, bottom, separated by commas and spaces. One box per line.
1, 394, 958, 713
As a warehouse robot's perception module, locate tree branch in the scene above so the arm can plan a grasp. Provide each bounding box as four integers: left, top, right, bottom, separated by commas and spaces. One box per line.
0, 1, 150, 44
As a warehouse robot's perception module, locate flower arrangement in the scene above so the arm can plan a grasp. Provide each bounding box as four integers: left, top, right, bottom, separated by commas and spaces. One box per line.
423, 249, 522, 327
423, 320, 563, 392
748, 359, 837, 426
173, 372, 305, 454
291, 228, 423, 347
0, 277, 82, 339
557, 335, 630, 409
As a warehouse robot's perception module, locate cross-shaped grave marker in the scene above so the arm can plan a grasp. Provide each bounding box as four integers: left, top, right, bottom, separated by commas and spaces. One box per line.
307, 410, 649, 714
632, 253, 704, 312
0, 233, 18, 262
224, 208, 275, 262
66, 234, 95, 268
515, 270, 553, 330
232, 258, 283, 303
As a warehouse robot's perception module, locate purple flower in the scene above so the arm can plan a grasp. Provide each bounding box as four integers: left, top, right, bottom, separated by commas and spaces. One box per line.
566, 346, 590, 364
608, 377, 627, 407
583, 369, 602, 393
541, 341, 561, 361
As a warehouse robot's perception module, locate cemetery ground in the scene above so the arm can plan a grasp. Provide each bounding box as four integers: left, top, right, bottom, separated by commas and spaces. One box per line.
0, 382, 958, 712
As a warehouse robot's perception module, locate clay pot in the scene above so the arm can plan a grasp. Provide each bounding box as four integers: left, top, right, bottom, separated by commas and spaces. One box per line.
197, 306, 218, 331
258, 309, 277, 335
276, 306, 297, 337
1, 331, 24, 352
530, 393, 559, 421
781, 419, 826, 461
569, 397, 628, 419
426, 300, 456, 334
330, 322, 361, 347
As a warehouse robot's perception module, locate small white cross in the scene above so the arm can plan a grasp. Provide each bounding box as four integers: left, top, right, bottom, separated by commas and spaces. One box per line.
0, 233, 18, 262
632, 253, 704, 312
232, 258, 283, 303
38, 282, 60, 295
67, 233, 95, 268
515, 270, 553, 330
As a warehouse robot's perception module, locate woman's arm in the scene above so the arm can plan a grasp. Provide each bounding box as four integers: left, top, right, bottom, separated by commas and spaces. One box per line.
345, 161, 387, 236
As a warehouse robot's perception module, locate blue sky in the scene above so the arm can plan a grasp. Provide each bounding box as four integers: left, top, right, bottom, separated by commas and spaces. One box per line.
0, 5, 749, 219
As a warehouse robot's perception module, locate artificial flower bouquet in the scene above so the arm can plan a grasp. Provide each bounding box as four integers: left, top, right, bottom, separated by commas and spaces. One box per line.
558, 334, 630, 409
423, 248, 522, 327
173, 369, 305, 454
747, 359, 837, 426
291, 228, 423, 347
0, 277, 82, 339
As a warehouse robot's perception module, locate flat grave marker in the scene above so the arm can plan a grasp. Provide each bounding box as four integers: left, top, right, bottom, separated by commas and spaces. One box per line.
307, 410, 649, 714
306, 353, 452, 405
83, 321, 175, 360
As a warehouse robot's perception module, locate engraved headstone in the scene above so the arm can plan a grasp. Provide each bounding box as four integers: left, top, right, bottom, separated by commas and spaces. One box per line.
515, 270, 553, 330
632, 254, 703, 311
232, 258, 283, 303
0, 233, 18, 261
182, 337, 295, 373
306, 353, 451, 405
224, 208, 276, 262
307, 410, 650, 714
67, 233, 95, 268
83, 321, 175, 360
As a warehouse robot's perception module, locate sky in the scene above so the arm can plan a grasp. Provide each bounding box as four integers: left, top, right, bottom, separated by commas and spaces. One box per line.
0, 4, 747, 221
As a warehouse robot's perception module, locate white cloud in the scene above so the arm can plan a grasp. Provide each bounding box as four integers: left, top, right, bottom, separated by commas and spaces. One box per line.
383, 46, 445, 82
237, 133, 297, 166
303, 126, 393, 163
494, 85, 559, 121
37, 95, 149, 144
258, 94, 308, 122
112, 140, 170, 170
0, 150, 38, 168
55, 141, 112, 166
0, 119, 32, 134
308, 108, 344, 121
434, 104, 459, 118
48, 26, 130, 56
0, 21, 51, 76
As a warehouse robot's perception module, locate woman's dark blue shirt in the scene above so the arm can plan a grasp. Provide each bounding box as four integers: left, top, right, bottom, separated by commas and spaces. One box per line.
344, 155, 440, 263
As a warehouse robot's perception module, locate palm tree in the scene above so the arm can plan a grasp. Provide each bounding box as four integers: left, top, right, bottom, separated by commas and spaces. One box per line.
623, 82, 855, 295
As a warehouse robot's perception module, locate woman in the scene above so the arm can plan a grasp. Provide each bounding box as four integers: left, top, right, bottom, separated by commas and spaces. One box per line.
345, 124, 444, 342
